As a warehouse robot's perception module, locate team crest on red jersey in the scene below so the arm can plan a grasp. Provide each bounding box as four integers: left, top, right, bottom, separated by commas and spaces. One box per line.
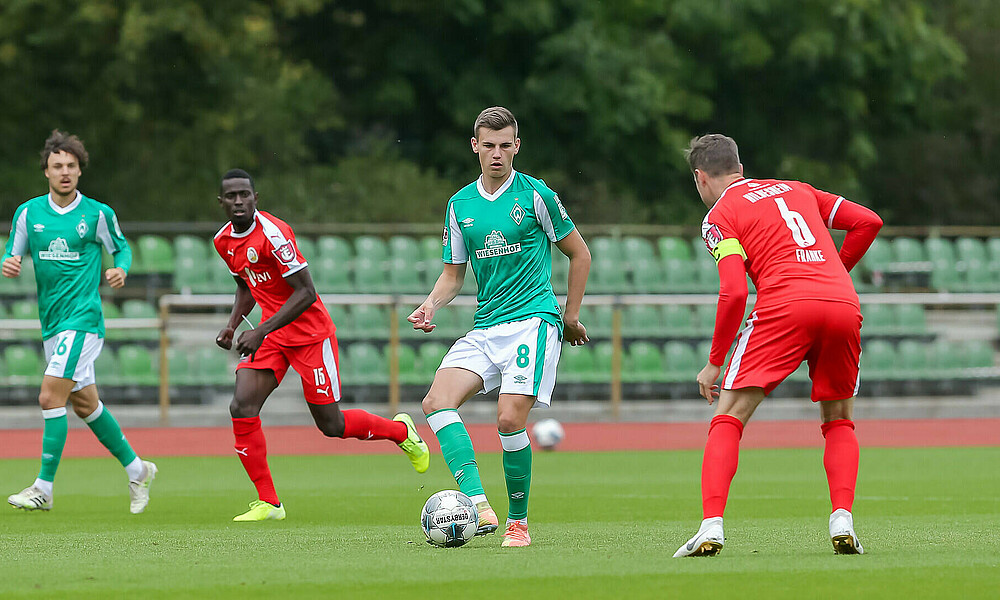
703, 223, 724, 250
272, 242, 296, 264
247, 247, 258, 263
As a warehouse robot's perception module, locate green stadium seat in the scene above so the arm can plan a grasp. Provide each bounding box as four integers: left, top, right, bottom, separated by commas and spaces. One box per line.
550, 251, 569, 294
450, 305, 475, 337
928, 340, 963, 379
591, 341, 614, 383
964, 340, 994, 369
622, 305, 663, 337
136, 235, 175, 274
10, 299, 39, 339
104, 300, 127, 341
924, 238, 955, 263
421, 236, 443, 263
860, 238, 892, 273
353, 256, 387, 292
102, 300, 121, 319
121, 299, 159, 340
312, 256, 353, 293
458, 269, 478, 296
117, 344, 157, 386
662, 304, 697, 337
173, 235, 209, 263
351, 305, 389, 339
191, 346, 231, 385
558, 344, 594, 384
417, 342, 449, 375
696, 262, 720, 293
388, 236, 420, 261
663, 341, 698, 382
891, 237, 926, 263
861, 339, 895, 380
861, 304, 894, 336
164, 346, 195, 386
396, 344, 424, 385
987, 237, 1000, 264
931, 263, 961, 292
694, 304, 717, 336
657, 236, 692, 261
631, 258, 668, 293
896, 304, 926, 333
174, 255, 207, 293
387, 256, 425, 294
316, 235, 351, 262
343, 343, 387, 385
295, 236, 317, 261
963, 259, 995, 292
897, 340, 929, 379
579, 305, 613, 338
93, 346, 121, 386
190, 255, 236, 294
326, 304, 349, 335
955, 237, 987, 263
1, 257, 36, 295
354, 235, 388, 263
590, 258, 630, 293
623, 236, 656, 262
663, 258, 699, 293
624, 341, 664, 383
4, 345, 42, 383
696, 339, 713, 362
590, 237, 623, 263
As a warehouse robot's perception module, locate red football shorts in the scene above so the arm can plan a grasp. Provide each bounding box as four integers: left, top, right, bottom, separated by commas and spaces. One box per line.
722, 300, 862, 402
236, 335, 342, 404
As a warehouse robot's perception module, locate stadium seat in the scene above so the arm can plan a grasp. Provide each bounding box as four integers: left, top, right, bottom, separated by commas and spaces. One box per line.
121, 299, 159, 340
166, 346, 195, 386
663, 341, 698, 382
174, 255, 207, 293
622, 236, 656, 262
200, 255, 236, 293
316, 235, 352, 263
928, 340, 963, 379
558, 344, 594, 384
387, 256, 425, 293
631, 258, 668, 293
351, 305, 389, 339
102, 300, 122, 319
343, 343, 387, 385
417, 342, 449, 375
696, 339, 713, 362
657, 236, 692, 261
891, 237, 926, 263
897, 340, 929, 379
191, 346, 231, 385
173, 235, 209, 263
295, 236, 317, 261
860, 238, 892, 273
10, 299, 39, 340
964, 340, 995, 369
4, 345, 42, 384
550, 251, 569, 294
388, 236, 420, 261
987, 237, 1000, 264
590, 236, 622, 262
311, 256, 353, 293
624, 341, 664, 383
326, 304, 349, 334
896, 304, 926, 333
396, 343, 424, 385
354, 235, 388, 263
955, 237, 987, 263
694, 304, 717, 336
861, 339, 896, 380
590, 257, 629, 293
579, 305, 613, 338
117, 345, 158, 386
104, 300, 127, 341
861, 304, 894, 336
136, 235, 175, 274
93, 346, 121, 386
931, 263, 961, 292
421, 236, 443, 263
695, 260, 720, 293
353, 256, 387, 293
662, 258, 699, 293
622, 305, 663, 337
924, 238, 955, 263
964, 259, 999, 292
660, 304, 696, 337
591, 341, 614, 383
450, 305, 475, 336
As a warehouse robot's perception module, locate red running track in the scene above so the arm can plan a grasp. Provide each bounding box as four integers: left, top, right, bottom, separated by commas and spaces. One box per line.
0, 419, 996, 458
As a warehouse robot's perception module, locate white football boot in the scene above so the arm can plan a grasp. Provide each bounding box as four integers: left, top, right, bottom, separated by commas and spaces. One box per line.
8, 485, 53, 511
829, 508, 865, 554
674, 517, 724, 557
128, 461, 158, 514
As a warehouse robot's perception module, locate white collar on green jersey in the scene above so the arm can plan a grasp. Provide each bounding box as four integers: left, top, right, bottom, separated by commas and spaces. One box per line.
476, 170, 517, 202
47, 190, 83, 215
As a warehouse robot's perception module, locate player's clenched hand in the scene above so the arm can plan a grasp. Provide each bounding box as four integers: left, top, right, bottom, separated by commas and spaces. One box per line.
216, 327, 235, 350
407, 304, 437, 333
105, 267, 127, 288
235, 329, 266, 356
697, 362, 722, 404
2, 255, 22, 278
563, 318, 588, 346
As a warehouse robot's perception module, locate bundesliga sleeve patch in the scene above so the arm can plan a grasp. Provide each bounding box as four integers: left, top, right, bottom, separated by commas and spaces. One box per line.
272, 241, 296, 264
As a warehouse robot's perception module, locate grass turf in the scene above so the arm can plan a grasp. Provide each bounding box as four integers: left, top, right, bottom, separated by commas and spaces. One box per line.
1, 446, 998, 599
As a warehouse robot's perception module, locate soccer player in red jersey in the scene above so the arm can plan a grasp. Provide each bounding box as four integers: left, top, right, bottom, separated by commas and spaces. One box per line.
213, 169, 429, 521
673, 135, 883, 557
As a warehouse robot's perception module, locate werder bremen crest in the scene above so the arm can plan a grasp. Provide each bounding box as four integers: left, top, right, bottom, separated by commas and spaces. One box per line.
76, 216, 89, 238
475, 230, 521, 259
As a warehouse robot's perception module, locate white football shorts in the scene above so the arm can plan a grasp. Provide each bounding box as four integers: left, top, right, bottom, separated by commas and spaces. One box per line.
43, 330, 104, 392
439, 317, 561, 406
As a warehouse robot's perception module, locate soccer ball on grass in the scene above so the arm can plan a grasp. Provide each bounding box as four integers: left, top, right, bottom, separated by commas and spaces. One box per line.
532, 418, 565, 450
421, 490, 478, 548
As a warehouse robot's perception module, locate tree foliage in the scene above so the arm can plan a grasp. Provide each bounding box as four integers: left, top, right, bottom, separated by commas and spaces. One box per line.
0, 0, 992, 226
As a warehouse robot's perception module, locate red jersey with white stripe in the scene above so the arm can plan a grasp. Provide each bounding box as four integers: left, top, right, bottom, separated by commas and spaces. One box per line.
702, 178, 859, 310
214, 210, 334, 346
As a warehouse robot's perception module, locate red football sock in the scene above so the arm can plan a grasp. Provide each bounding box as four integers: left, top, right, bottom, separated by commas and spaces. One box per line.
701, 414, 744, 519
821, 419, 859, 512
232, 417, 279, 506
341, 409, 407, 444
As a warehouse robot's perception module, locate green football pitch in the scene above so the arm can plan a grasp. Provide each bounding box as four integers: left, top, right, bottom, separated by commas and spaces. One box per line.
1, 447, 998, 599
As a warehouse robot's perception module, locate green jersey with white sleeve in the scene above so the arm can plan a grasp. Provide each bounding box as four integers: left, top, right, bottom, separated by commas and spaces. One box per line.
442, 170, 575, 332
3, 192, 132, 339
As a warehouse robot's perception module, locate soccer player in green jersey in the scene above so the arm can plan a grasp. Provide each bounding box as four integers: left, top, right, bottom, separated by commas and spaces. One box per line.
2, 130, 156, 514
408, 107, 591, 547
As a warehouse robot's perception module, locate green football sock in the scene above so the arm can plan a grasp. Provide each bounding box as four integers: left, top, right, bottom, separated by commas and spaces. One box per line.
84, 401, 138, 467
38, 407, 68, 483
500, 428, 532, 520
426, 409, 486, 500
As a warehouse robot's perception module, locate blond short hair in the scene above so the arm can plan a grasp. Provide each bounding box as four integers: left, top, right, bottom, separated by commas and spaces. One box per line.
473, 106, 518, 139
684, 134, 740, 176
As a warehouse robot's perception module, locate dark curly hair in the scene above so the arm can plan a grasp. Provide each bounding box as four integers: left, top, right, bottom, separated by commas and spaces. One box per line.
40, 130, 89, 170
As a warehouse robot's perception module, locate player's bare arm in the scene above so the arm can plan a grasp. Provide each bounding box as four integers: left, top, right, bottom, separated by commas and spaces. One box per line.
217, 276, 257, 350
697, 363, 722, 404
2, 255, 21, 278
408, 262, 466, 333
555, 230, 591, 346
233, 268, 319, 356
104, 266, 127, 289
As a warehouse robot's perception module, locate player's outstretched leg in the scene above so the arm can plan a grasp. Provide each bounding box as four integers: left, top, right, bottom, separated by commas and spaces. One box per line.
232, 416, 283, 521
8, 406, 67, 511
81, 400, 154, 513
500, 428, 532, 547
392, 413, 430, 473
675, 414, 743, 557
822, 419, 863, 554
425, 409, 498, 535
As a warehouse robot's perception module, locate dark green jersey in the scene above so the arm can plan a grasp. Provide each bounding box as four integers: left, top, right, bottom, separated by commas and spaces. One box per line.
442, 171, 575, 331
3, 192, 132, 338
